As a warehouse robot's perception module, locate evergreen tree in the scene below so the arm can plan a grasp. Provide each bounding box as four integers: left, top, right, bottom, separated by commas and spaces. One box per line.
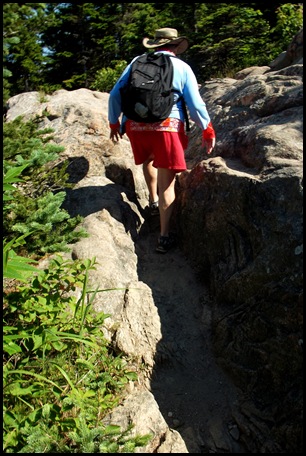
3, 3, 50, 99
3, 3, 20, 107
41, 3, 124, 90
3, 3, 303, 97
190, 3, 271, 80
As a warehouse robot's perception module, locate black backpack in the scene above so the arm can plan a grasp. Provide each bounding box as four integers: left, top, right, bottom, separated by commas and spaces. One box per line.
120, 52, 189, 130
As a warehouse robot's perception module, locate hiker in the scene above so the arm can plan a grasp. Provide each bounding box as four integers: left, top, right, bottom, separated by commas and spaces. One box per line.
108, 27, 216, 253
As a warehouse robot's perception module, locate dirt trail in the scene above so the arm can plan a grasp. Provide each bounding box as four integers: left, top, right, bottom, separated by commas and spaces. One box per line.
134, 217, 246, 453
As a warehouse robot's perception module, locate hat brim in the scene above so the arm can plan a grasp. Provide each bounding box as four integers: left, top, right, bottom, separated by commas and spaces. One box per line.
142, 36, 189, 55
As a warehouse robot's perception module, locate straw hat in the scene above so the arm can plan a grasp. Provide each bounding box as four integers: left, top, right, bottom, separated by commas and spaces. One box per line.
142, 28, 189, 55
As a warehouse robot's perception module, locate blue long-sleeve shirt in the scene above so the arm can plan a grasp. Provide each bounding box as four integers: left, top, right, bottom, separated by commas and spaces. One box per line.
108, 50, 211, 133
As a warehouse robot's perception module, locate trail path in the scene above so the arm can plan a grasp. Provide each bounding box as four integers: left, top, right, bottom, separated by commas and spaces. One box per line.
134, 217, 246, 453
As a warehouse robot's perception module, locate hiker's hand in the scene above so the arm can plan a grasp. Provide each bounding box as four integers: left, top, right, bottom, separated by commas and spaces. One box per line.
109, 121, 123, 143
110, 127, 122, 142
202, 122, 216, 154
202, 137, 216, 155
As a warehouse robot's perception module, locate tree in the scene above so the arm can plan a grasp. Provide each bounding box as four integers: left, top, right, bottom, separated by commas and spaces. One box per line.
3, 3, 50, 101
3, 3, 21, 107
3, 3, 303, 98
189, 3, 272, 80
271, 3, 303, 55
41, 3, 124, 90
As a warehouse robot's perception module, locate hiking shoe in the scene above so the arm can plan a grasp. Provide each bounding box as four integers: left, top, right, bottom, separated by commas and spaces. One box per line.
149, 201, 159, 216
156, 233, 177, 253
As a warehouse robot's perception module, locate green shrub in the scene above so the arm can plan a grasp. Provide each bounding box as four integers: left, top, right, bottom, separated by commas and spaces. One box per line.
3, 88, 151, 455
3, 116, 88, 257
3, 255, 152, 453
90, 60, 127, 93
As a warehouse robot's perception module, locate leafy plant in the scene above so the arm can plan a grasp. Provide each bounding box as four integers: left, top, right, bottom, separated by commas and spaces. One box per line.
272, 3, 303, 45
3, 164, 29, 200
3, 255, 151, 453
3, 234, 41, 282
90, 60, 128, 92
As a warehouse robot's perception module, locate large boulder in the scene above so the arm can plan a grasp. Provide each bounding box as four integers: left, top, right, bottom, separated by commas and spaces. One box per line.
176, 60, 303, 452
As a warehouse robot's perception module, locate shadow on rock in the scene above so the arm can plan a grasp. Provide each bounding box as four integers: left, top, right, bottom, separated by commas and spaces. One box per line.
62, 183, 145, 241
134, 223, 245, 453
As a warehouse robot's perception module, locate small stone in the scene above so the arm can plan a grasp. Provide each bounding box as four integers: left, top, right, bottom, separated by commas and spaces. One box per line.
228, 424, 240, 441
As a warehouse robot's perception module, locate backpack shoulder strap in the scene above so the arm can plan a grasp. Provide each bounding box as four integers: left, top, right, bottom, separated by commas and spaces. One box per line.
180, 96, 190, 132
170, 55, 190, 132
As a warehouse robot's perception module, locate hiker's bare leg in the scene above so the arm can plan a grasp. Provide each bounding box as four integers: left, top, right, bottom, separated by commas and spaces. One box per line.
143, 158, 158, 204
157, 168, 177, 237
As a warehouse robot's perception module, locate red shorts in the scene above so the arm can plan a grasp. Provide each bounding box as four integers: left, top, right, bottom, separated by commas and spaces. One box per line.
125, 119, 188, 171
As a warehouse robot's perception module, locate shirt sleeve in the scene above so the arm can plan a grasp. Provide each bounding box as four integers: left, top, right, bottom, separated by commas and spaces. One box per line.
108, 60, 134, 125
181, 63, 212, 130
